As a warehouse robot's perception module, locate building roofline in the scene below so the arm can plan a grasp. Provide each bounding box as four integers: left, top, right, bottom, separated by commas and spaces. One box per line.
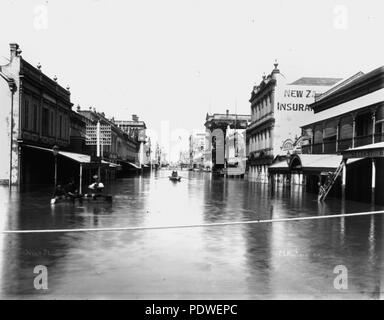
309, 66, 384, 113
288, 77, 343, 86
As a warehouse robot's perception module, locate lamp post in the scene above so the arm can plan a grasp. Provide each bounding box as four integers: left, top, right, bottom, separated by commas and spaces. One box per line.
52, 145, 59, 187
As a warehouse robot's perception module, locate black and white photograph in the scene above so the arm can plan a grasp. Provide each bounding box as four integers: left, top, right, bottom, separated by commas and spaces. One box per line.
0, 0, 384, 306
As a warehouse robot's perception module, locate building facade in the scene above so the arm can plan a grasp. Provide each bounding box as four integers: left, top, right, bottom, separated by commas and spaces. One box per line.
69, 106, 87, 154
247, 61, 341, 183
189, 132, 206, 169
224, 126, 247, 176
299, 66, 384, 204
114, 115, 150, 170
77, 109, 144, 176
0, 43, 74, 186
204, 111, 251, 172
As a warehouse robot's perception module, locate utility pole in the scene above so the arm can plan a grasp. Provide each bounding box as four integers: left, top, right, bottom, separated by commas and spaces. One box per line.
97, 120, 101, 178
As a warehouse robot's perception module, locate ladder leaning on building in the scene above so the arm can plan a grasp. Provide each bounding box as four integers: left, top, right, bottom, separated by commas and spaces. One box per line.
317, 161, 344, 201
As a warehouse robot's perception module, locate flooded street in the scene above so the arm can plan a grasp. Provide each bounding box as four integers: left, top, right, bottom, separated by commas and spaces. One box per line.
0, 171, 383, 299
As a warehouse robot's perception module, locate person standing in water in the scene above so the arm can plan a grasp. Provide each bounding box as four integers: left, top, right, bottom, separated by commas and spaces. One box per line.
65, 178, 81, 202
88, 175, 104, 199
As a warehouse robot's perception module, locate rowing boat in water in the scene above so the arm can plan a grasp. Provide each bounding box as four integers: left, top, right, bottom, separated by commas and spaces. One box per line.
50, 194, 113, 204
169, 176, 181, 182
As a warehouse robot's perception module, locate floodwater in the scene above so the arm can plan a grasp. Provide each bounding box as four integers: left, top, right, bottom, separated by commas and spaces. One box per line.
0, 170, 383, 299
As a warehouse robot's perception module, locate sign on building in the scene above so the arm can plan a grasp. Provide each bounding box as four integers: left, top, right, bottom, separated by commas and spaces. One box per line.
86, 124, 112, 145
281, 139, 294, 151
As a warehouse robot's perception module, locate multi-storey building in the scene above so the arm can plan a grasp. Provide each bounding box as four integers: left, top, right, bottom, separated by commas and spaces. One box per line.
69, 106, 87, 154
247, 61, 341, 183
224, 126, 247, 177
0, 43, 74, 185
189, 132, 206, 169
297, 66, 384, 204
114, 115, 146, 140
77, 109, 143, 175
204, 111, 251, 172
114, 115, 150, 170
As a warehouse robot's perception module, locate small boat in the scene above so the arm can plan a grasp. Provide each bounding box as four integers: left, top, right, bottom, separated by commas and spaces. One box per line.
169, 176, 181, 182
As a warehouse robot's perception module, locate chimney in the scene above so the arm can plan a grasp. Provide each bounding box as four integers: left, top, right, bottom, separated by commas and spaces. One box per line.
10, 43, 19, 59
226, 109, 229, 116
132, 114, 138, 122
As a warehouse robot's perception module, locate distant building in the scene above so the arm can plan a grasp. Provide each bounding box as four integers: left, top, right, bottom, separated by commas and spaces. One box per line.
69, 105, 87, 154
247, 61, 341, 183
189, 132, 206, 169
114, 115, 150, 170
114, 115, 146, 141
224, 126, 247, 177
204, 110, 251, 172
77, 109, 143, 175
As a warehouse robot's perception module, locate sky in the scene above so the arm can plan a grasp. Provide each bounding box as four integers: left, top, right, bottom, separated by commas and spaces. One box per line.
1, 0, 384, 160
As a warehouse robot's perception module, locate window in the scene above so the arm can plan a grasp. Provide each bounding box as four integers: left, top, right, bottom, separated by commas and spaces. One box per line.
50, 111, 54, 136
42, 108, 49, 136
33, 104, 38, 132
24, 99, 29, 130
59, 115, 63, 138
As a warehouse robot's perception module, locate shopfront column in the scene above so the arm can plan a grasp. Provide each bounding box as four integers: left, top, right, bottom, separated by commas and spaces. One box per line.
371, 158, 376, 204
336, 120, 340, 152
341, 159, 347, 201
371, 110, 376, 144
352, 114, 356, 148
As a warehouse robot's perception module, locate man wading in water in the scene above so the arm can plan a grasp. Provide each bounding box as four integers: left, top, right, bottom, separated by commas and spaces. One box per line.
88, 175, 105, 200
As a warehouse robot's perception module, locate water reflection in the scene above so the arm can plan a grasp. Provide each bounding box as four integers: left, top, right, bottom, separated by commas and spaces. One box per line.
0, 172, 383, 299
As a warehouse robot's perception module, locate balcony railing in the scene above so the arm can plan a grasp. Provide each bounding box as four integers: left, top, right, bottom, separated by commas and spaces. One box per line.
374, 133, 384, 143
312, 143, 322, 154
302, 134, 382, 155
302, 145, 311, 154
324, 140, 337, 154
338, 138, 353, 152
354, 135, 373, 147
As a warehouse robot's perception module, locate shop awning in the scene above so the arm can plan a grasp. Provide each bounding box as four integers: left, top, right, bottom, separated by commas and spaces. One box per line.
342, 142, 384, 159
292, 154, 343, 172
128, 162, 141, 169
268, 160, 289, 173
118, 160, 141, 169
108, 162, 121, 168
268, 154, 365, 174
23, 144, 113, 166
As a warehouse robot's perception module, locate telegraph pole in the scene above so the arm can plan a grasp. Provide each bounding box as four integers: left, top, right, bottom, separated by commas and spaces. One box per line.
97, 120, 101, 178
